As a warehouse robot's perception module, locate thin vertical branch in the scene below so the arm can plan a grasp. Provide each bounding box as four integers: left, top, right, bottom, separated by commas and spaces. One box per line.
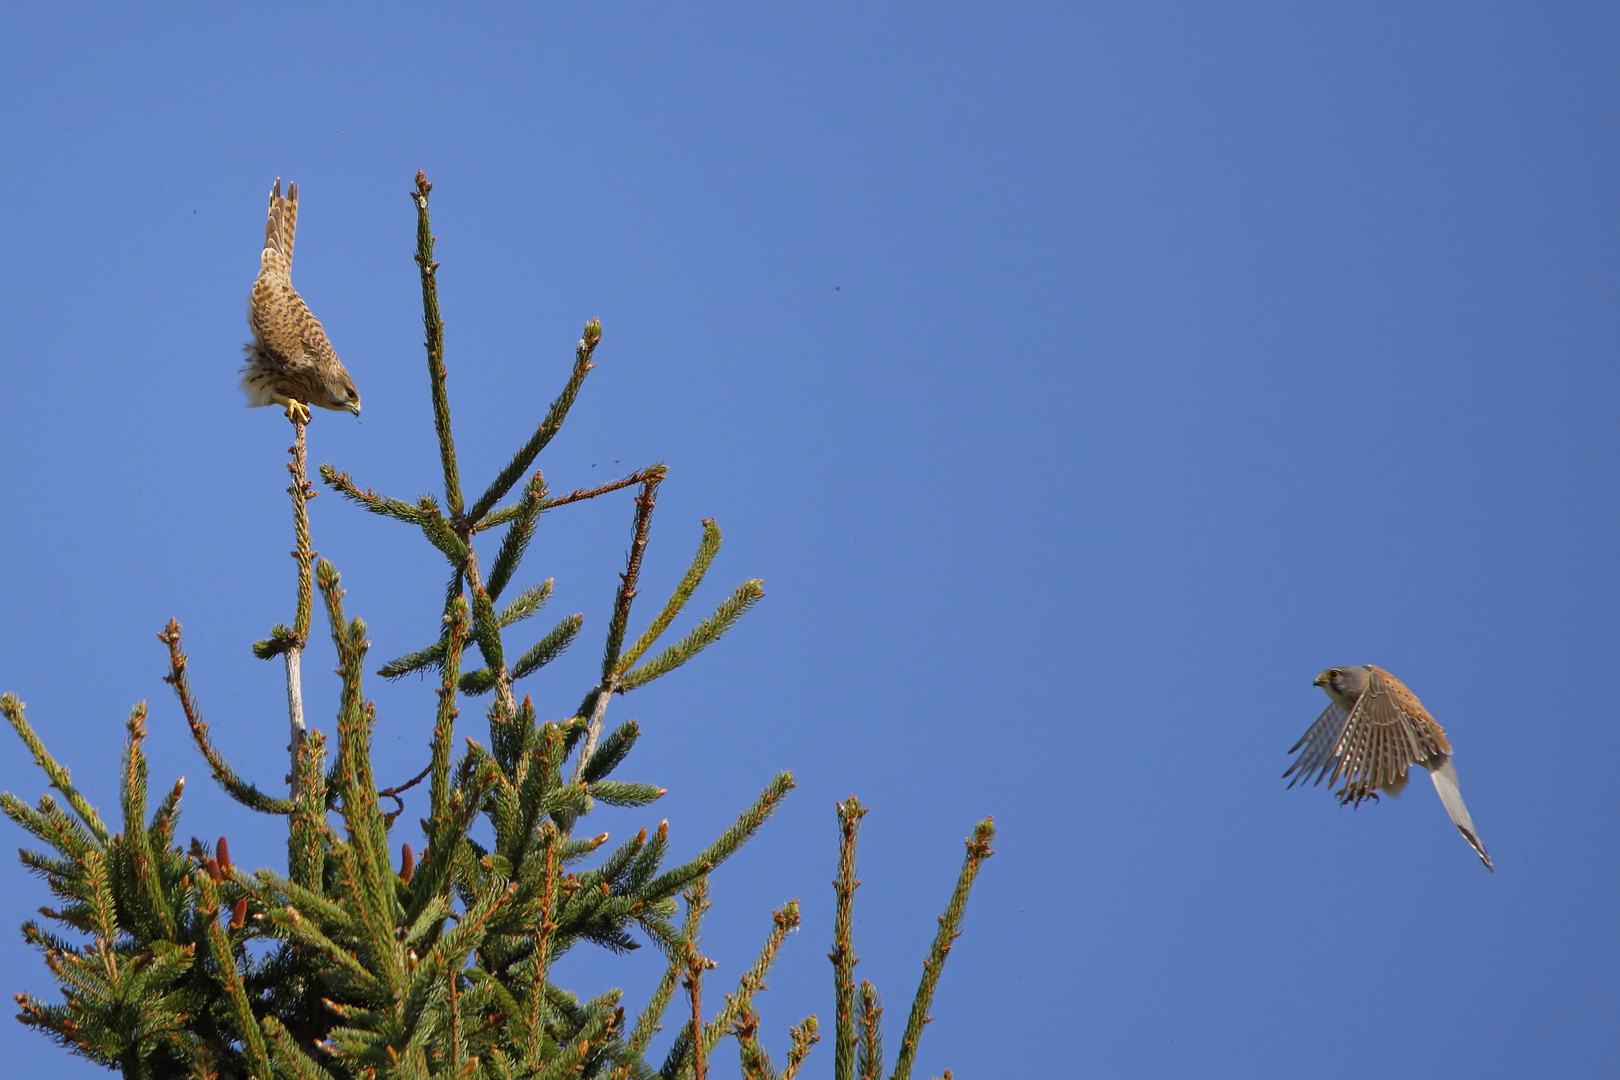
681, 879, 714, 1080
572, 475, 661, 784
461, 551, 516, 719
448, 968, 464, 1074
534, 823, 561, 985
830, 796, 867, 1080
602, 476, 661, 682
855, 981, 882, 1080
413, 170, 463, 518
285, 418, 315, 797
250, 418, 316, 799
429, 597, 469, 825
288, 729, 328, 890
289, 421, 316, 643
889, 817, 996, 1080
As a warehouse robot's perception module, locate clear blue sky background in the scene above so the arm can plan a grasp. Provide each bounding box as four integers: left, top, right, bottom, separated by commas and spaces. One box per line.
1, 4, 1616, 1077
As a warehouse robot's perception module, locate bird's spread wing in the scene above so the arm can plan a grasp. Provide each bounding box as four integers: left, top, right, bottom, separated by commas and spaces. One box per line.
1427, 756, 1493, 871
1328, 666, 1452, 805
1283, 700, 1350, 788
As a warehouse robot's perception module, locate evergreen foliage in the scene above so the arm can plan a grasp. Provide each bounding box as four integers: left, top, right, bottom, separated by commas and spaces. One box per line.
3, 172, 994, 1080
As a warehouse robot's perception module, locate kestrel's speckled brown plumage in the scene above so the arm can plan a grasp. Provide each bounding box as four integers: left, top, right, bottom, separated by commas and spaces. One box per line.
241, 179, 360, 422
1285, 664, 1492, 871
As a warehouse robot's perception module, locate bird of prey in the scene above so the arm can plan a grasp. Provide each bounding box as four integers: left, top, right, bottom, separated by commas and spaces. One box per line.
1284, 665, 1492, 871
241, 179, 361, 423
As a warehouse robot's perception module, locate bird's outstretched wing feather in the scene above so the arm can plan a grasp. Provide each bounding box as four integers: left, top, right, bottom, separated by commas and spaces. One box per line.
1283, 700, 1350, 788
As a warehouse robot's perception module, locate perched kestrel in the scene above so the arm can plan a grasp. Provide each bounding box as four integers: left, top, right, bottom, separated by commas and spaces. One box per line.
1284, 665, 1492, 871
241, 179, 361, 422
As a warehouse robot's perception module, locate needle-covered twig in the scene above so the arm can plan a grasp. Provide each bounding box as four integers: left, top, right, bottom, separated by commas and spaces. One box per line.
159, 620, 293, 815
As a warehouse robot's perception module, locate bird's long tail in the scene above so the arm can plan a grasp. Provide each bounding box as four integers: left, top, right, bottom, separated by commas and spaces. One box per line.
261, 178, 298, 276
1426, 756, 1492, 872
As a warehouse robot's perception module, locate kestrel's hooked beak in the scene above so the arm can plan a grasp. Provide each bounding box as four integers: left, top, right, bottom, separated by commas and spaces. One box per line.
1312, 674, 1327, 687
347, 403, 362, 417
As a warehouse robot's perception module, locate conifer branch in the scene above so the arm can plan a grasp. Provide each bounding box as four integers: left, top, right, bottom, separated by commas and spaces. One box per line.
376, 639, 448, 682
830, 796, 867, 1080
533, 463, 668, 515
119, 706, 178, 941
889, 817, 996, 1080
469, 577, 506, 686
602, 476, 661, 684
252, 420, 320, 800
158, 621, 294, 815
316, 561, 404, 982
855, 981, 883, 1080
288, 729, 330, 889
379, 762, 432, 828
461, 551, 515, 718
413, 170, 464, 518
485, 471, 547, 602
619, 579, 765, 691
570, 476, 666, 784
509, 612, 583, 683
197, 872, 273, 1079
287, 420, 317, 644
317, 465, 426, 526
697, 899, 800, 1066
616, 518, 722, 675
261, 1015, 337, 1080
680, 879, 714, 1080
732, 1003, 780, 1080
419, 500, 472, 562
782, 1015, 820, 1080
465, 318, 602, 526
379, 582, 560, 687
640, 773, 795, 904
625, 835, 691, 1061
1, 694, 111, 843
532, 825, 562, 998
579, 719, 639, 785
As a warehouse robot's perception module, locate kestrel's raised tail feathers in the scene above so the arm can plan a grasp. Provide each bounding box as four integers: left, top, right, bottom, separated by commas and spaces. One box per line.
1426, 756, 1492, 872
261, 178, 298, 278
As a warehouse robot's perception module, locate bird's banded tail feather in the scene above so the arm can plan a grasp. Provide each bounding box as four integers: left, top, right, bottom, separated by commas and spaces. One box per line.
261, 178, 298, 275
1426, 756, 1492, 872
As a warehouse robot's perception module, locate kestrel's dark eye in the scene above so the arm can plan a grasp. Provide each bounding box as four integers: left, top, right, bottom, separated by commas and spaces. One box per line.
1327, 669, 1340, 679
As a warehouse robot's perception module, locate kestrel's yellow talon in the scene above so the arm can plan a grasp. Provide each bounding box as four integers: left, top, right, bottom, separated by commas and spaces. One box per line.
284, 401, 312, 424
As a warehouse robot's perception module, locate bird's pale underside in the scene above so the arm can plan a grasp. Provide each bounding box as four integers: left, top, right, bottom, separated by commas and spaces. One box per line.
241, 179, 360, 422
1284, 664, 1492, 871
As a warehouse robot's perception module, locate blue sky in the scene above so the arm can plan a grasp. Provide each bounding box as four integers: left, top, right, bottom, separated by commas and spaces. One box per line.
2, 3, 1617, 1077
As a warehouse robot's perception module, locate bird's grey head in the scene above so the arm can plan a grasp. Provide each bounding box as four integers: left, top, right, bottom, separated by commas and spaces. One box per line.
1314, 665, 1372, 707
313, 372, 362, 416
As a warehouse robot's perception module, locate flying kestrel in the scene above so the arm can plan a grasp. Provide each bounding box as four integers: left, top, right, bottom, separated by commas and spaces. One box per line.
1284, 664, 1492, 871
241, 179, 361, 422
